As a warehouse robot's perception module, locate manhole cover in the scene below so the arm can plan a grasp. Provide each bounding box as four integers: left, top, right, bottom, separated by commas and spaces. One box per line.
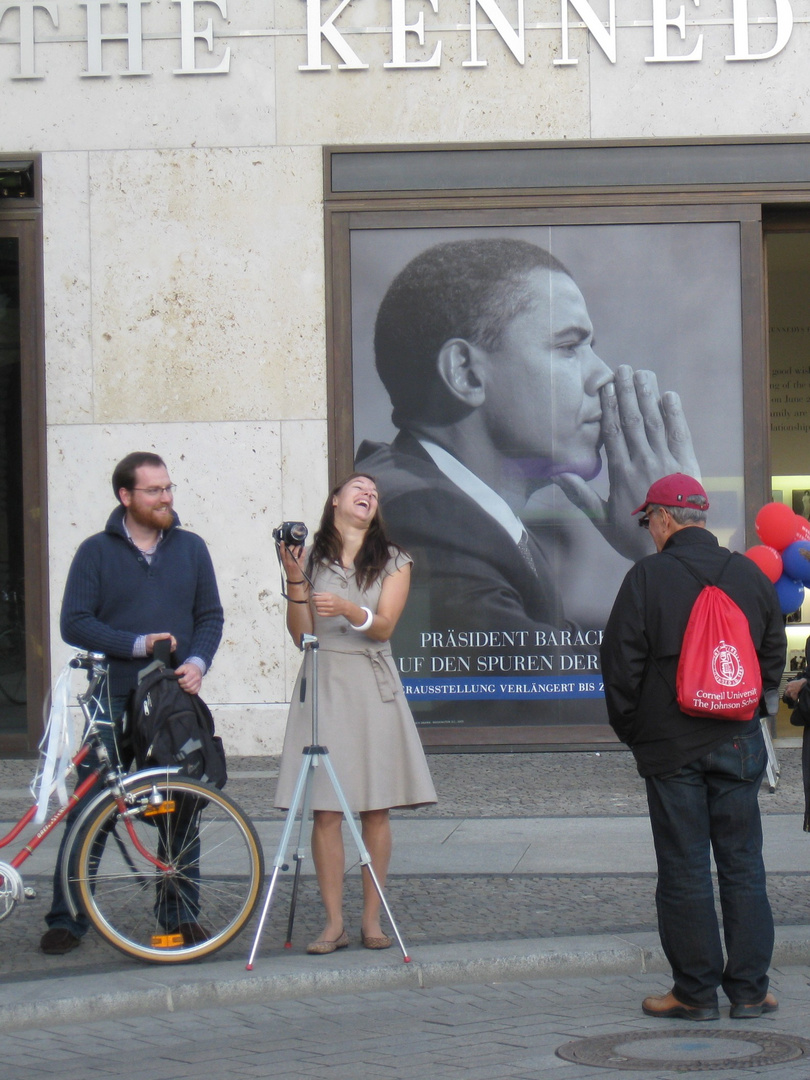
556, 1029, 810, 1071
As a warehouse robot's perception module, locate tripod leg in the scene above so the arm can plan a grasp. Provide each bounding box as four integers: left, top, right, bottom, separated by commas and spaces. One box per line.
245, 864, 284, 970
319, 753, 411, 963
284, 759, 317, 948
284, 859, 302, 949
246, 750, 316, 970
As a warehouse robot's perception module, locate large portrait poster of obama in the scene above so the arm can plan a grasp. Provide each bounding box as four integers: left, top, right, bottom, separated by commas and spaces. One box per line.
348, 220, 746, 745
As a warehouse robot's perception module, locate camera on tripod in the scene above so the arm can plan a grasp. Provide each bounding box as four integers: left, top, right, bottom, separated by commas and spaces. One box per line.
272, 521, 308, 546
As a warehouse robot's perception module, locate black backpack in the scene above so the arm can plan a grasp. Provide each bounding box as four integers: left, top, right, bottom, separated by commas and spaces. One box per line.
126, 654, 227, 789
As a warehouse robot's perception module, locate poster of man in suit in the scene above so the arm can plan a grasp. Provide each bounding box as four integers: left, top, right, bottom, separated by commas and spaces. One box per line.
351, 223, 745, 740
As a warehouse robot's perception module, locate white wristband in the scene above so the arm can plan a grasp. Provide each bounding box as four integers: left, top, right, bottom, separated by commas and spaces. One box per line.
351, 606, 373, 632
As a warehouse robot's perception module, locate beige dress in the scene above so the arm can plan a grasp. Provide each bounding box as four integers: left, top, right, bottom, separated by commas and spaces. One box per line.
274, 550, 437, 812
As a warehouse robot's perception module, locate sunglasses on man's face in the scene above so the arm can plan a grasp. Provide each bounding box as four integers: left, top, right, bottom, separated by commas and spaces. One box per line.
638, 509, 661, 529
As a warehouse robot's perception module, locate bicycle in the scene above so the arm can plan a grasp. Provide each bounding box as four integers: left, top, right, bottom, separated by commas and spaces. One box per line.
0, 652, 265, 962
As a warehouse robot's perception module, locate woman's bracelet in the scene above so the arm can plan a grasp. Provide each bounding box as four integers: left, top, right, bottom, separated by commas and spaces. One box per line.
284, 578, 308, 604
350, 606, 374, 632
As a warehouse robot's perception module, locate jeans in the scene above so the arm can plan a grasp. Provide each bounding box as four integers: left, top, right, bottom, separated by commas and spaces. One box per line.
644, 725, 773, 1007
45, 693, 201, 935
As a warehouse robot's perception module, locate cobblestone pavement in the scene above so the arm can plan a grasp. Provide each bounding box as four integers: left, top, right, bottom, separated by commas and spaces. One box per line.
3, 965, 810, 1080
3, 749, 810, 1079
184, 746, 810, 821
4, 746, 808, 820
2, 749, 809, 981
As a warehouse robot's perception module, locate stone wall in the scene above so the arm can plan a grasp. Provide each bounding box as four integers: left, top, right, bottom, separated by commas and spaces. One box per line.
4, 0, 810, 748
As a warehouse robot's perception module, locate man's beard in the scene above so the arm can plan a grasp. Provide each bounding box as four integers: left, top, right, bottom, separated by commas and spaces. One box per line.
127, 503, 172, 532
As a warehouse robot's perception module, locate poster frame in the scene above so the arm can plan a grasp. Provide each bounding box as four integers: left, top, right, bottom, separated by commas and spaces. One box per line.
324, 161, 769, 750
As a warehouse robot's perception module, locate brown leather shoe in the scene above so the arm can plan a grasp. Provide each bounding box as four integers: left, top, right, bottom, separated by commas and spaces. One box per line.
642, 991, 719, 1021
40, 928, 81, 955
729, 992, 779, 1019
176, 921, 211, 945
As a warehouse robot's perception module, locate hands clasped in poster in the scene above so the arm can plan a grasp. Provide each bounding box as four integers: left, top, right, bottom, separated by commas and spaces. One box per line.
554, 364, 701, 563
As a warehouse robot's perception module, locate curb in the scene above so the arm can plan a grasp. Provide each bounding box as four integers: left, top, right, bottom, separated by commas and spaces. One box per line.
3, 927, 809, 1032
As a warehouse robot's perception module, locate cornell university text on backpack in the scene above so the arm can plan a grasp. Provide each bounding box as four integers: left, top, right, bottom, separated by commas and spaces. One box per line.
126, 640, 227, 787
671, 552, 762, 720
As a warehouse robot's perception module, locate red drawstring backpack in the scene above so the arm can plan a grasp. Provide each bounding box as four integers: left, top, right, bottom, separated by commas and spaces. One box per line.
672, 553, 762, 720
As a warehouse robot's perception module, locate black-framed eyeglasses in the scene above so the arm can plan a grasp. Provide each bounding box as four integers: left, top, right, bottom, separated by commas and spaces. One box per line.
132, 484, 176, 497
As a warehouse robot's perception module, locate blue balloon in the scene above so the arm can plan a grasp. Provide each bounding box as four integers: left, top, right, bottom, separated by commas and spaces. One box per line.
774, 573, 805, 615
781, 540, 810, 585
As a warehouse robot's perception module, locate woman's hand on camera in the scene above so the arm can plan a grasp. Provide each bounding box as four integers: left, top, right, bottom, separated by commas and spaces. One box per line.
280, 542, 306, 579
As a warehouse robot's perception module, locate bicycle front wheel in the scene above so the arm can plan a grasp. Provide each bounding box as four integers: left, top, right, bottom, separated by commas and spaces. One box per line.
68, 775, 264, 962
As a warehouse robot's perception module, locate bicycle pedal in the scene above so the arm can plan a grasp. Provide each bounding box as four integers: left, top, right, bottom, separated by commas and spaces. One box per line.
144, 801, 176, 817
151, 932, 185, 948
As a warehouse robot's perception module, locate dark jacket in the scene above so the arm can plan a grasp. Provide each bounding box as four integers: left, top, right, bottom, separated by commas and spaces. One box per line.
60, 506, 224, 697
600, 526, 786, 777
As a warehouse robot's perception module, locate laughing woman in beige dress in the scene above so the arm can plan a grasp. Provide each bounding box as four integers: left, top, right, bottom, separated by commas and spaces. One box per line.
275, 472, 437, 954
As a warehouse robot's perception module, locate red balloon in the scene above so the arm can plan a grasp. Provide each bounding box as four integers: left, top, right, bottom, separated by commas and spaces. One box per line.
755, 502, 798, 550
744, 545, 783, 583
794, 515, 810, 542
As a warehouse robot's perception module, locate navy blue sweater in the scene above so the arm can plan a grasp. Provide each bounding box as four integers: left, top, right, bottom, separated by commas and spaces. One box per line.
60, 506, 224, 696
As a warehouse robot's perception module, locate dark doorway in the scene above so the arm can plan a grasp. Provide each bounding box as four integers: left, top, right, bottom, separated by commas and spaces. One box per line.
0, 236, 26, 732
0, 158, 48, 755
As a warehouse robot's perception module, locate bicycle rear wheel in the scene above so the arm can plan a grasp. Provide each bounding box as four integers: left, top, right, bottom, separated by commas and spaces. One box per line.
68, 775, 264, 962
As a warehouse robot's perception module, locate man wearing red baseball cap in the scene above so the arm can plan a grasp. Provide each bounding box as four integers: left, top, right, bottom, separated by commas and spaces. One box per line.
601, 473, 785, 1021
631, 472, 710, 519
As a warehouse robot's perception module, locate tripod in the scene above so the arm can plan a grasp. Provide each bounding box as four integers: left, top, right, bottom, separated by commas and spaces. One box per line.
246, 633, 410, 968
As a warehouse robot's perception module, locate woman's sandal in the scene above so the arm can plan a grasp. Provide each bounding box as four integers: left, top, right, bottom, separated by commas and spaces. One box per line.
306, 929, 349, 955
361, 930, 392, 950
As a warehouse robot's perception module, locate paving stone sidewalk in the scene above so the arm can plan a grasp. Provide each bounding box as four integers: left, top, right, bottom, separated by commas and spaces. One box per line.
6, 966, 810, 1080
2, 748, 808, 983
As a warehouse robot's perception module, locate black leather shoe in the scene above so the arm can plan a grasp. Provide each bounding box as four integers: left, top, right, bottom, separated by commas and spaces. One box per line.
729, 993, 779, 1019
642, 991, 719, 1021
40, 928, 81, 955
175, 921, 211, 945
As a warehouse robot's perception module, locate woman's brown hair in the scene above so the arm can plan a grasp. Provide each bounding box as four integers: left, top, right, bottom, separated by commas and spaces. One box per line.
307, 473, 402, 590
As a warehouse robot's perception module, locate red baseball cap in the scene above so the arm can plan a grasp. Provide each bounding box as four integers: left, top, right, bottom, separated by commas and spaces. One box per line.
632, 473, 710, 515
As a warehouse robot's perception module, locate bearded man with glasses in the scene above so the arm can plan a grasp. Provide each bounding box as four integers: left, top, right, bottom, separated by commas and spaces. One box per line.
40, 451, 223, 955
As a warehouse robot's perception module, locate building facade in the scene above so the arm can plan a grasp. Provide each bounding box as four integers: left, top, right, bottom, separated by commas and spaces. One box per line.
2, 0, 810, 754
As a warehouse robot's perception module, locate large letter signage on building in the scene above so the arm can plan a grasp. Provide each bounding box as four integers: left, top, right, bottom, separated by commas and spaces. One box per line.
1, 1, 59, 78
82, 0, 149, 77
0, 0, 802, 79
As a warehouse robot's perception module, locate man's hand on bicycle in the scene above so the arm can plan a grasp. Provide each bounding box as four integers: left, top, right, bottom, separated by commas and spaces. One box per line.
145, 632, 177, 655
